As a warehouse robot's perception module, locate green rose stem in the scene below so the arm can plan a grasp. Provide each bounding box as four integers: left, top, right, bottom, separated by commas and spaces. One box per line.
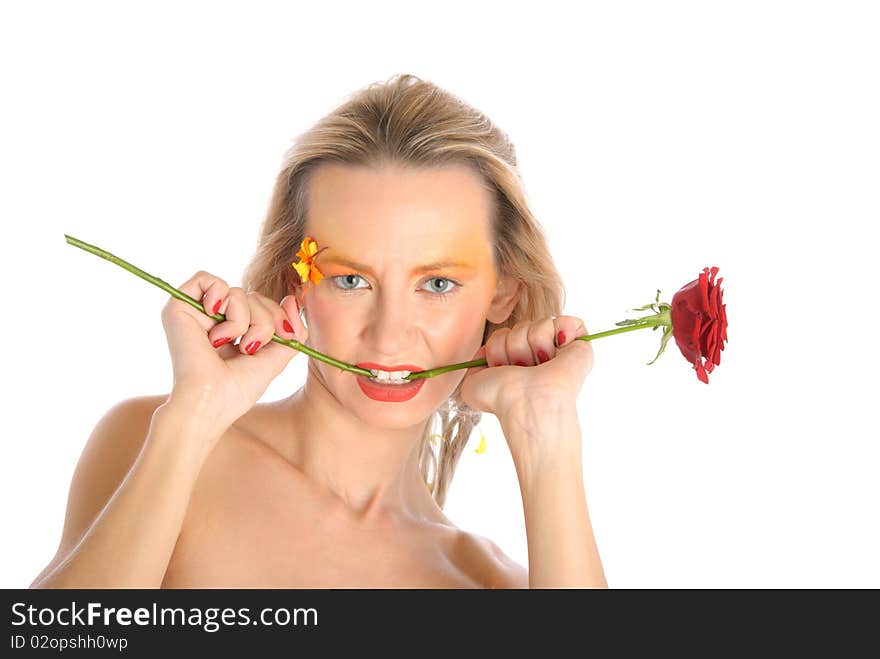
64, 233, 672, 381
64, 233, 373, 378
408, 312, 671, 380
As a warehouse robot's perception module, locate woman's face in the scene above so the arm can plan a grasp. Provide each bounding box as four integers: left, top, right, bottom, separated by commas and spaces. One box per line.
299, 162, 505, 428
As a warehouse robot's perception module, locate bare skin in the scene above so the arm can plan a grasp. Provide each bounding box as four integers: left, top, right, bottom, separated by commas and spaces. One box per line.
31, 163, 589, 589
153, 394, 526, 588
159, 163, 526, 587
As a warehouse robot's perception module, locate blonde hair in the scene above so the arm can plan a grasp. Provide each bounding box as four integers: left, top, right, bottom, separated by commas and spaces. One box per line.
241, 73, 565, 509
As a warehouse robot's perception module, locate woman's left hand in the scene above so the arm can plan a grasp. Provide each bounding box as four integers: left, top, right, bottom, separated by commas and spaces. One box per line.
459, 315, 594, 456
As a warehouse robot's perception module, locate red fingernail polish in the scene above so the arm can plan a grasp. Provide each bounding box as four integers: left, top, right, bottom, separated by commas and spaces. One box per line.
283, 319, 294, 333
557, 331, 566, 347
515, 361, 528, 367
212, 337, 231, 348
245, 340, 261, 355
212, 300, 222, 315
537, 349, 549, 363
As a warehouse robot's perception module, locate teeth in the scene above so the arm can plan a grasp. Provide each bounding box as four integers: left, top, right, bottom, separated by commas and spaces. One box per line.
369, 369, 411, 384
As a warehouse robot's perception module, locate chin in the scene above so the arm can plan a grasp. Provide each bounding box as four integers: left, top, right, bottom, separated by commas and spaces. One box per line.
347, 375, 457, 429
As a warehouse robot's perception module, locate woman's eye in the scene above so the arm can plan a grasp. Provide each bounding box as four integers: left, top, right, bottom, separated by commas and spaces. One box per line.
332, 274, 369, 291
330, 274, 459, 297
422, 277, 458, 295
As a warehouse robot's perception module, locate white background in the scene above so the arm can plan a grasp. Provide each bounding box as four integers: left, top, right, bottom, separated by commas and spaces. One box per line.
1, 1, 877, 588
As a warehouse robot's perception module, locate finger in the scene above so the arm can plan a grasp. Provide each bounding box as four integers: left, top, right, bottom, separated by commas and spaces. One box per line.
526, 317, 558, 364
505, 321, 535, 366
554, 315, 589, 350
554, 315, 595, 376
232, 294, 298, 377
164, 271, 230, 333
237, 292, 277, 355
484, 327, 512, 367
279, 294, 308, 344
201, 278, 231, 320
465, 344, 489, 377
243, 335, 297, 372
459, 343, 496, 415
206, 286, 249, 350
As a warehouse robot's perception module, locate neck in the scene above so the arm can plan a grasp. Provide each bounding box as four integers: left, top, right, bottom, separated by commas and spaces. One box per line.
277, 363, 448, 528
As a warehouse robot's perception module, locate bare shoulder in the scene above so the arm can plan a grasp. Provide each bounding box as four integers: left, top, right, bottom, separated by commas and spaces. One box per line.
479, 535, 530, 589
30, 393, 172, 586
456, 530, 529, 589
61, 393, 171, 527
67, 393, 170, 493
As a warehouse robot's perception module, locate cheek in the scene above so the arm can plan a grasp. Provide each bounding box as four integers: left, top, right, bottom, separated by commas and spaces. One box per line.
424, 297, 488, 354
301, 294, 348, 340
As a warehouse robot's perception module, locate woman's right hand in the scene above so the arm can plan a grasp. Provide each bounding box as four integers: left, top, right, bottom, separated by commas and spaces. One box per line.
159, 270, 308, 442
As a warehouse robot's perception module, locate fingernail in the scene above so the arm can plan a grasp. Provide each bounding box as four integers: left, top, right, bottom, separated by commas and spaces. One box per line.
212, 337, 231, 348
245, 340, 261, 355
557, 331, 566, 347
283, 319, 294, 333
537, 349, 549, 363
515, 361, 528, 367
212, 299, 222, 315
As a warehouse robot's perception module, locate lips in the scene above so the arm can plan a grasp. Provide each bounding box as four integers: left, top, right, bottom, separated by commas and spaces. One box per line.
353, 362, 428, 402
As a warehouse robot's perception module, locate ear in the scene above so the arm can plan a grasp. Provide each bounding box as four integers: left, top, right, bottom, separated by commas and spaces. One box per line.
286, 271, 306, 312
486, 273, 521, 325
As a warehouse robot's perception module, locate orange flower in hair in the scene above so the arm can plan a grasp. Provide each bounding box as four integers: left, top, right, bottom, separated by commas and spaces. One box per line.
292, 236, 328, 293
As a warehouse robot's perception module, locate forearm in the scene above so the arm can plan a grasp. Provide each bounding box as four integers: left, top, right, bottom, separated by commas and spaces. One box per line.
507, 408, 607, 589
32, 404, 211, 589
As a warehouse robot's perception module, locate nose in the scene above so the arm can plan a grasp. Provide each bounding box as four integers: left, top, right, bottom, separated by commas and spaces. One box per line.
367, 290, 416, 356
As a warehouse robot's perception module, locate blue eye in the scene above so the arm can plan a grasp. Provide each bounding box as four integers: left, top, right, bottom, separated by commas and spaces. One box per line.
332, 274, 368, 291
423, 277, 459, 295
330, 274, 460, 299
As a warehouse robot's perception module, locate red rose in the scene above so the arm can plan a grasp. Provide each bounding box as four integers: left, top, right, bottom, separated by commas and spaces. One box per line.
670, 266, 728, 384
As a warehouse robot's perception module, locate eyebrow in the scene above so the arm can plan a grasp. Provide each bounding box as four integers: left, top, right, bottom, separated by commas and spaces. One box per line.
319, 254, 476, 275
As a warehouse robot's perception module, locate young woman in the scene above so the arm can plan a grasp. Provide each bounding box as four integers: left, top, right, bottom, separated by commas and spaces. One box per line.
31, 73, 605, 588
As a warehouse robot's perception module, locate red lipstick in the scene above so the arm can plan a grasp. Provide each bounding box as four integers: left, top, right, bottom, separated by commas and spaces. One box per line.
355, 362, 427, 403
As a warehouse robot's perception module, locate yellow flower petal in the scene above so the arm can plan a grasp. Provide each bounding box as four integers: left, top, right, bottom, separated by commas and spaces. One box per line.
292, 236, 327, 288
475, 428, 487, 454
293, 261, 311, 284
